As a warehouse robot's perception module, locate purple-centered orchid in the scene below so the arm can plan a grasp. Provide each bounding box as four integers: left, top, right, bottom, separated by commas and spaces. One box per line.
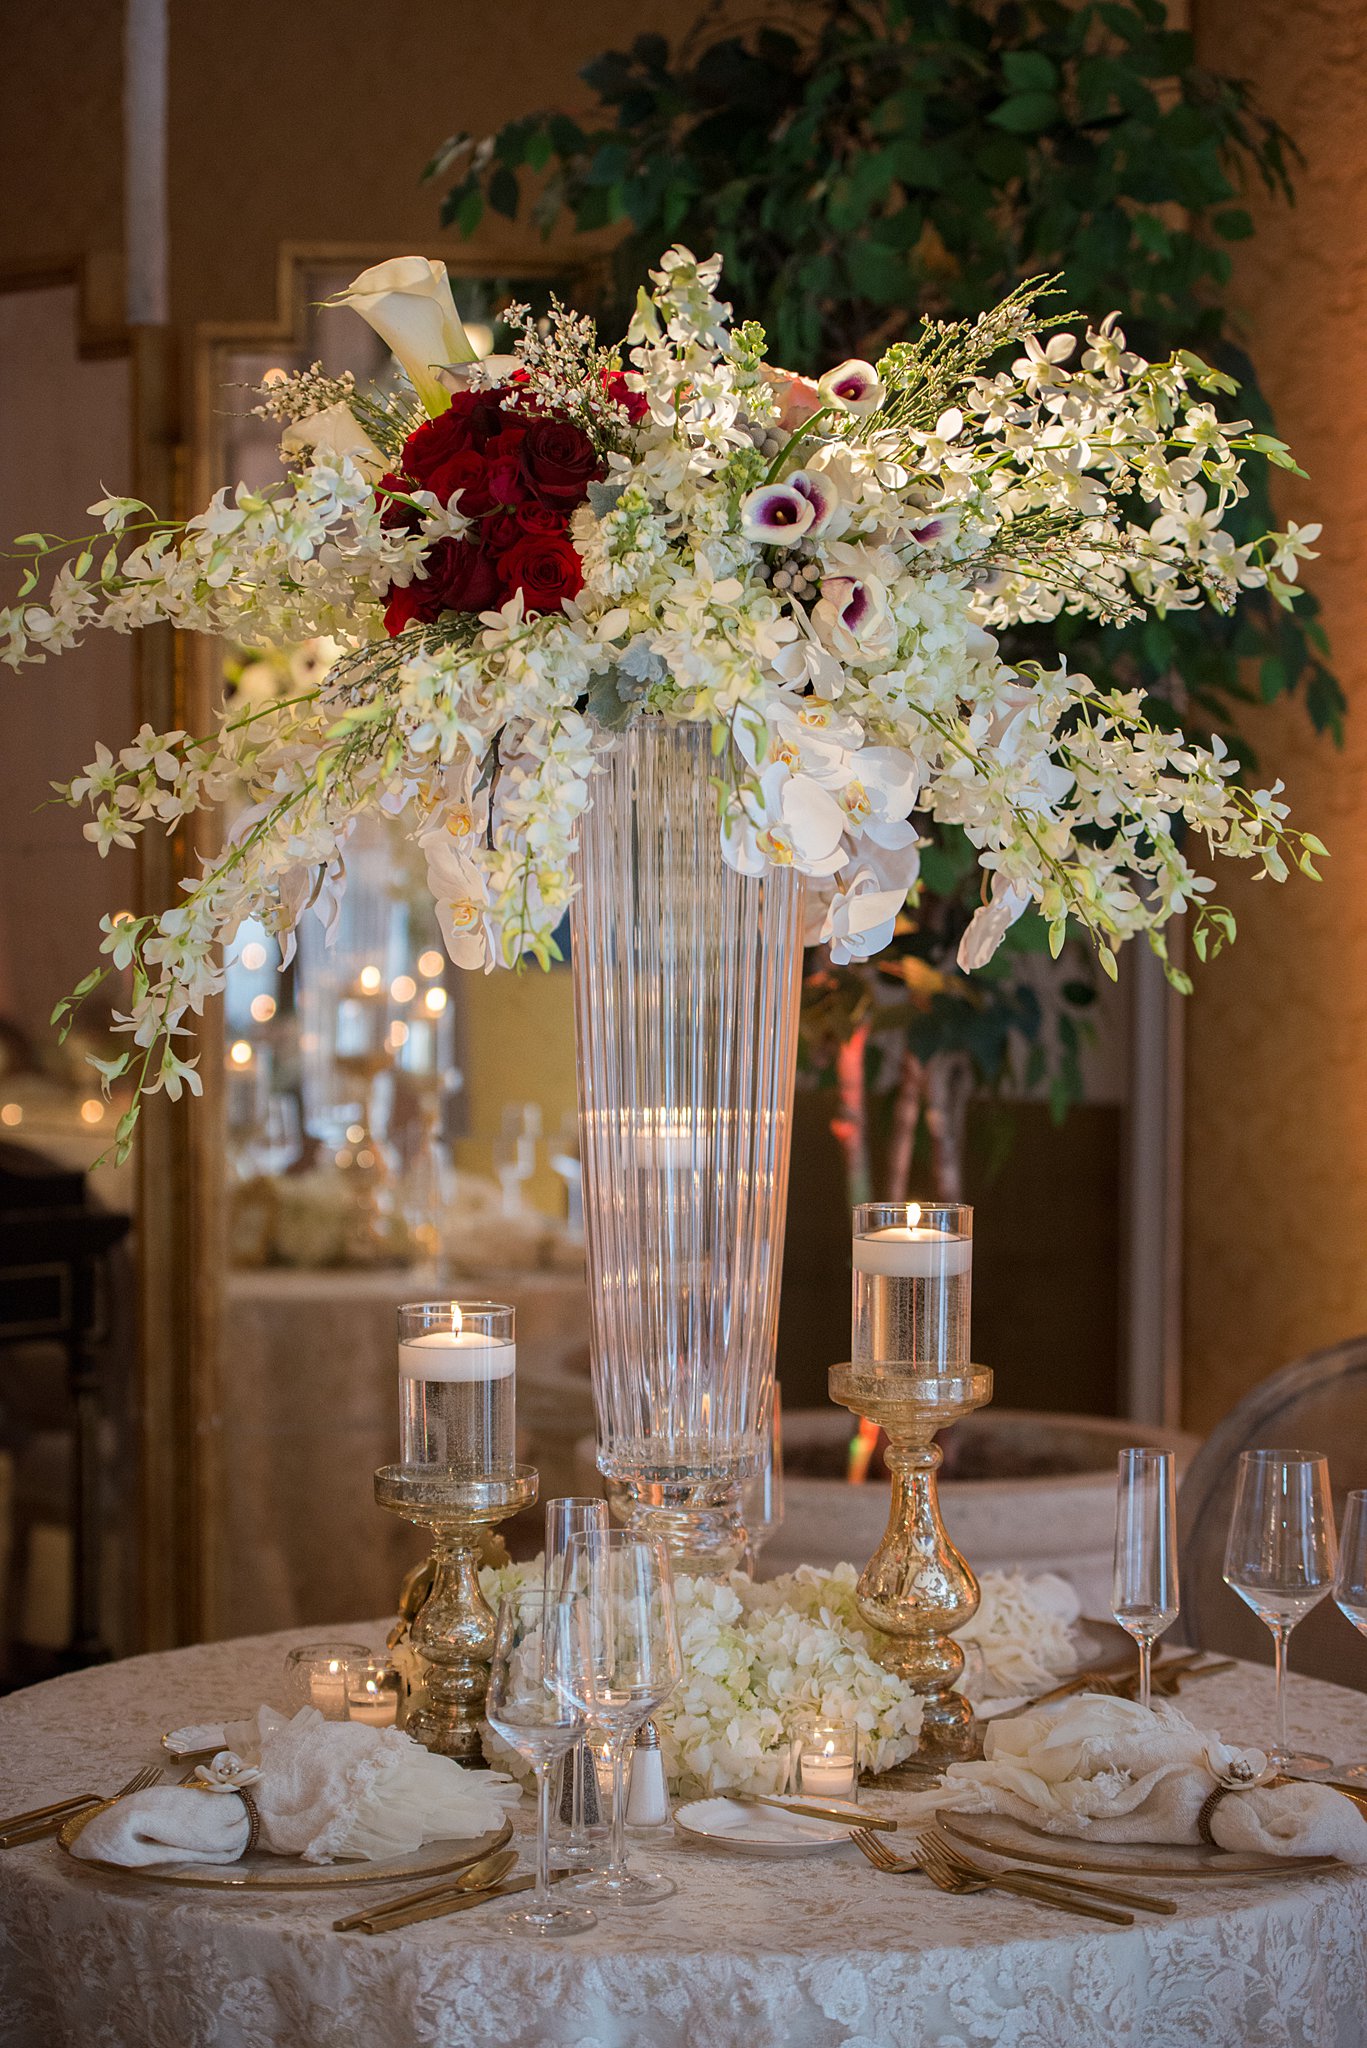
786, 469, 838, 536
817, 358, 886, 416
739, 482, 815, 546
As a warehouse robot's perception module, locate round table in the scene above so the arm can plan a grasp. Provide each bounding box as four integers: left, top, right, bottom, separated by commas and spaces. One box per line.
1, 1628, 1365, 2048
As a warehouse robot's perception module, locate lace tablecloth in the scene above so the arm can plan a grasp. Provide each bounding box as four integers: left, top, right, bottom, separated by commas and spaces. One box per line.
1, 1625, 1365, 2048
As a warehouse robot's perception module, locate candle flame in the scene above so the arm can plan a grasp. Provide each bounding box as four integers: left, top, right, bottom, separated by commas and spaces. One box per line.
450, 1302, 463, 1338
906, 1201, 921, 1231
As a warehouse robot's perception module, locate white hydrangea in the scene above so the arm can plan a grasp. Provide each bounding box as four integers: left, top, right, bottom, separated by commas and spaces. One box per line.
476, 1557, 1083, 1797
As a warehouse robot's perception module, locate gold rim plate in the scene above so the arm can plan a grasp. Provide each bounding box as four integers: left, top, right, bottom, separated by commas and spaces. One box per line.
57, 1813, 513, 1890
937, 1807, 1341, 1880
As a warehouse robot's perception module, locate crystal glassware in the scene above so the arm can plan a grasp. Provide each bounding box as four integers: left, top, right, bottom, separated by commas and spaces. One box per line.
570, 717, 802, 1574
544, 1496, 610, 1868
1223, 1448, 1338, 1772
484, 1588, 596, 1938
560, 1529, 682, 1904
851, 1201, 973, 1368
1332, 1488, 1367, 1779
397, 1300, 515, 1473
742, 1386, 784, 1570
1112, 1447, 1180, 1710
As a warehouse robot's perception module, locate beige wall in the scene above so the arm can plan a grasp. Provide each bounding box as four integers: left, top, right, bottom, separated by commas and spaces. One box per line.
1183, 0, 1367, 1431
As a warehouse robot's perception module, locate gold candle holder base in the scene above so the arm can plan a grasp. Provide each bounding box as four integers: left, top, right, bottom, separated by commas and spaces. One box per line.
828, 1365, 993, 1763
374, 1463, 538, 1764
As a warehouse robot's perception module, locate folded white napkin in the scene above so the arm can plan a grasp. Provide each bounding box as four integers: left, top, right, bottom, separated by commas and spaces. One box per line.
908, 1694, 1367, 1863
72, 1705, 522, 1869
958, 1572, 1082, 1701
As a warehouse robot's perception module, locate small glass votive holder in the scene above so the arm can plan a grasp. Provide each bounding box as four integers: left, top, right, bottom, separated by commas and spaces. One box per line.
791, 1717, 860, 1802
345, 1658, 402, 1728
283, 1641, 371, 1721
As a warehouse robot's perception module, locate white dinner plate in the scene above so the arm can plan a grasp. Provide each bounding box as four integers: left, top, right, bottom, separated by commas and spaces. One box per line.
674, 1796, 854, 1856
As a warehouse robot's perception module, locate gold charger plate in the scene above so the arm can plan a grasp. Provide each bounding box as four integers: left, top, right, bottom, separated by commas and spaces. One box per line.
57, 1811, 513, 1891
937, 1808, 1340, 1880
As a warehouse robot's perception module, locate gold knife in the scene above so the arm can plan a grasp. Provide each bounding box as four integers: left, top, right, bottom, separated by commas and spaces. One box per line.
333, 1847, 519, 1932
731, 1792, 897, 1831
346, 1871, 565, 1935
0, 1794, 100, 1848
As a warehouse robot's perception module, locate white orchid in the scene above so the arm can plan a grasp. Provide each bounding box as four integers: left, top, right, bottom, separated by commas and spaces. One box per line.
723, 762, 848, 878
1, 245, 1323, 1134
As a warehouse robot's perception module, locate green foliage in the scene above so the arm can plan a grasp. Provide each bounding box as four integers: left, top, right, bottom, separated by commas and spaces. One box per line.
435, 0, 1340, 752
431, 0, 1341, 1115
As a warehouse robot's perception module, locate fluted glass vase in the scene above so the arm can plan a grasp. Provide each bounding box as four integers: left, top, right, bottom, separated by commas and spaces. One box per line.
570, 718, 803, 1573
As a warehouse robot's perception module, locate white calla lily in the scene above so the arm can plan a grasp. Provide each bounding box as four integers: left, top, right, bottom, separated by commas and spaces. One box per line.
280, 403, 384, 476
331, 257, 475, 416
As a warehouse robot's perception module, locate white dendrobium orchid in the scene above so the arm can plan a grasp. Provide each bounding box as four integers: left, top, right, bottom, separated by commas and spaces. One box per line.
280, 403, 384, 476
331, 257, 475, 415
958, 873, 1033, 970
724, 763, 848, 878
818, 359, 886, 416
0, 243, 1325, 1139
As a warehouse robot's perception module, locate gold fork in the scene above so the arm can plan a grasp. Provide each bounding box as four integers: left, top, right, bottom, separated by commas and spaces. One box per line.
1, 1766, 162, 1849
913, 1829, 1133, 1925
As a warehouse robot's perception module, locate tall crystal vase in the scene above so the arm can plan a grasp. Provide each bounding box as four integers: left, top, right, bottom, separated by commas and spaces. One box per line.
570, 718, 802, 1573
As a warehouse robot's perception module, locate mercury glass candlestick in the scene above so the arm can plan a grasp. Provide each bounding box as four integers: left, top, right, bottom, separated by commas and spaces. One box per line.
833, 1200, 990, 1761
374, 1463, 538, 1762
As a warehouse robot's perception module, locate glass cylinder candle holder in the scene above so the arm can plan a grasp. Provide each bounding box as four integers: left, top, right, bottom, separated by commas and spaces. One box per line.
283, 1641, 371, 1720
852, 1202, 972, 1370
398, 1301, 516, 1472
791, 1717, 860, 1802
346, 1658, 402, 1728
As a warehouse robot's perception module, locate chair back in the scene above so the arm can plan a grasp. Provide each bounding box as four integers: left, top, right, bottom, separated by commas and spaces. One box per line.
1176, 1336, 1367, 1691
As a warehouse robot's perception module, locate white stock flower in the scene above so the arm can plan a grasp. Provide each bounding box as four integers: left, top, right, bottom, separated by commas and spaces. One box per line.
331, 257, 475, 415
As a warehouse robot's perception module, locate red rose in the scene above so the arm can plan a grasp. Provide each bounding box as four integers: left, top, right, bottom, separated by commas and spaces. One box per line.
602, 369, 649, 425
384, 535, 503, 634
499, 532, 584, 614
520, 418, 602, 507
484, 503, 567, 556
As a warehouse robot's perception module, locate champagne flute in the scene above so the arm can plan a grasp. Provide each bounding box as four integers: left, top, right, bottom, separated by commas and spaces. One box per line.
544, 1497, 609, 1866
1331, 1488, 1367, 1779
1112, 1447, 1179, 1710
560, 1529, 681, 1905
1223, 1449, 1337, 1772
483, 1587, 595, 1937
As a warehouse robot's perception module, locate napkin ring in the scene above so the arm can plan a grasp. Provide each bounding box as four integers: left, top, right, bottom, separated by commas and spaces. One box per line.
1196, 1784, 1233, 1846
236, 1788, 261, 1855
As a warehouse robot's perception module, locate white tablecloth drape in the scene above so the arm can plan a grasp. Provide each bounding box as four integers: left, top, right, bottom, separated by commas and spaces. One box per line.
1, 1626, 1365, 2048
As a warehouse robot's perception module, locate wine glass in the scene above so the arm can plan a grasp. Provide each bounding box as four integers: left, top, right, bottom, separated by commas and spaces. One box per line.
560, 1529, 681, 1905
544, 1497, 610, 1867
1111, 1447, 1179, 1710
1223, 1449, 1338, 1773
1332, 1488, 1367, 1779
483, 1588, 595, 1937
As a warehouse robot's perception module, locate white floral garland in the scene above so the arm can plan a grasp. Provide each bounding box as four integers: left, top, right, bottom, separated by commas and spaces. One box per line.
477, 1558, 1080, 1797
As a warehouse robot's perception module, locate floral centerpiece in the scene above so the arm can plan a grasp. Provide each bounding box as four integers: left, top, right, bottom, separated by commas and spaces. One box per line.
0, 245, 1322, 1143
477, 1559, 1081, 1796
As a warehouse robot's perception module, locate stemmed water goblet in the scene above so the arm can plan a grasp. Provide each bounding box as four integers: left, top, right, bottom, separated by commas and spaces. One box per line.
560, 1528, 681, 1905
1331, 1488, 1367, 1779
483, 1587, 596, 1938
544, 1496, 610, 1867
1111, 1447, 1180, 1710
1223, 1448, 1338, 1773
